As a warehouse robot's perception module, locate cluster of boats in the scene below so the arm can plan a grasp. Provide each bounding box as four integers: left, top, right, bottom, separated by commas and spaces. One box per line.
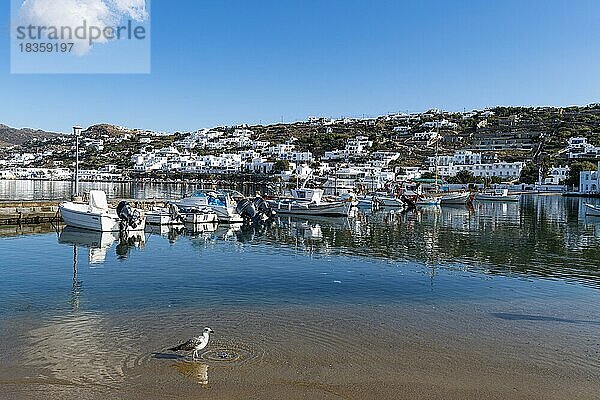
58, 186, 528, 234
359, 188, 519, 209
58, 187, 359, 233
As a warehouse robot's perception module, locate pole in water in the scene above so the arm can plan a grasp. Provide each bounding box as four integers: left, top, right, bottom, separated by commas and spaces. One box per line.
73, 125, 83, 199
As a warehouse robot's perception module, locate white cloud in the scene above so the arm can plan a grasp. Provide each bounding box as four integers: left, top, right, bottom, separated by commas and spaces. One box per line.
17, 0, 148, 56
110, 0, 148, 21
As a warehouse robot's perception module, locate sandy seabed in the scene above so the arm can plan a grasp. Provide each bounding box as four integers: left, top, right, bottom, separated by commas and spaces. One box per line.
1, 302, 598, 400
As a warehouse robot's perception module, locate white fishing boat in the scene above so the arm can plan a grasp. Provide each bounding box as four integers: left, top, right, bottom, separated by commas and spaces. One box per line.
182, 208, 219, 224
416, 196, 441, 206
356, 194, 375, 208
475, 189, 520, 202
59, 190, 145, 232
176, 190, 243, 223
440, 191, 473, 205
146, 203, 185, 225
146, 203, 218, 225
373, 195, 405, 207
584, 203, 600, 216
268, 188, 354, 217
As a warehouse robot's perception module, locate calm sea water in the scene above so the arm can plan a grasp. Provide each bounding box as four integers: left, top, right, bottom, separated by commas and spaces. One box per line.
0, 179, 265, 201
1, 194, 599, 399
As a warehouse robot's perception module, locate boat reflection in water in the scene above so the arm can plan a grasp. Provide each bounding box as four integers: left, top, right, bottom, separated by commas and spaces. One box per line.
58, 226, 145, 263
59, 227, 119, 264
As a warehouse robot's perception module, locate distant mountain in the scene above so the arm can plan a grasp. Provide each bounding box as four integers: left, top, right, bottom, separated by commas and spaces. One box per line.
0, 124, 60, 147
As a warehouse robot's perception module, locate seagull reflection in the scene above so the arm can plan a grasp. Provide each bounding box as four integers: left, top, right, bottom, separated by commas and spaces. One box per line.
172, 361, 209, 386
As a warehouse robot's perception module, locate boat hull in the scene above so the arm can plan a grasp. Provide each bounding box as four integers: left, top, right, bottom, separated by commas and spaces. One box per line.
440, 192, 472, 205
60, 203, 122, 232
60, 202, 146, 232
146, 211, 183, 226
475, 194, 520, 202
177, 201, 242, 223
374, 197, 404, 207
416, 199, 441, 206
183, 212, 219, 224
584, 203, 600, 216
269, 200, 352, 217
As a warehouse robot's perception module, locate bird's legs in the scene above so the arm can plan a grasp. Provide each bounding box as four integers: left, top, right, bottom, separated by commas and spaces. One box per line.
192, 350, 198, 360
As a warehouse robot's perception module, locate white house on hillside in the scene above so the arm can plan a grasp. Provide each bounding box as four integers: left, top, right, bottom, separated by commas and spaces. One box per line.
566, 137, 600, 159
579, 162, 600, 194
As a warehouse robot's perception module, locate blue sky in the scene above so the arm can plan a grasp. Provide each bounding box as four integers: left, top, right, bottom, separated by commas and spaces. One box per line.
1, 0, 599, 133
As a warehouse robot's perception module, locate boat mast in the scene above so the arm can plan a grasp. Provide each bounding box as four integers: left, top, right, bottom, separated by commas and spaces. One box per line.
434, 112, 440, 194
73, 125, 82, 199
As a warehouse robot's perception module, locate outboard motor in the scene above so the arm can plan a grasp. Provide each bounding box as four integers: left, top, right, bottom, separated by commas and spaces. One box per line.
116, 201, 143, 229
252, 196, 276, 219
236, 198, 259, 222
167, 202, 185, 224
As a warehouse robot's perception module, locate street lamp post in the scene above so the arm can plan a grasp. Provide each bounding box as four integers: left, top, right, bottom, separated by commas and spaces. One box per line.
73, 126, 83, 199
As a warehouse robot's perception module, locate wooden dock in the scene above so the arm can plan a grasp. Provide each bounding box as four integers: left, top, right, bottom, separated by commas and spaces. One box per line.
0, 201, 62, 225
0, 199, 172, 226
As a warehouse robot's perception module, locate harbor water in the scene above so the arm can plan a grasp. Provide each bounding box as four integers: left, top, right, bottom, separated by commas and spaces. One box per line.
0, 192, 599, 399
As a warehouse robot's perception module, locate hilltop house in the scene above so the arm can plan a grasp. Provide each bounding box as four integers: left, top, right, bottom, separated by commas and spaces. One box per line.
566, 137, 600, 159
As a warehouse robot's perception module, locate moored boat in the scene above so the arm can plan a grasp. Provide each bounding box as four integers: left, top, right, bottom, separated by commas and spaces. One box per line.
475, 189, 520, 202
440, 191, 474, 205
146, 203, 186, 225
176, 190, 243, 223
584, 203, 600, 216
373, 195, 405, 207
416, 196, 441, 206
59, 190, 145, 232
267, 188, 354, 217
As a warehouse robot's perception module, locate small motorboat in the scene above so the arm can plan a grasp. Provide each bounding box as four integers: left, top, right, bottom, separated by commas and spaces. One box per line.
180, 207, 219, 224
176, 190, 243, 223
373, 195, 405, 207
356, 194, 375, 208
415, 196, 441, 206
59, 190, 145, 232
584, 203, 600, 217
146, 203, 186, 225
147, 203, 218, 225
268, 188, 354, 217
475, 189, 520, 202
440, 191, 474, 205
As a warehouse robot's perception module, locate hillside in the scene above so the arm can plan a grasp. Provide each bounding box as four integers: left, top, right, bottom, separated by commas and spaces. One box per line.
0, 124, 60, 147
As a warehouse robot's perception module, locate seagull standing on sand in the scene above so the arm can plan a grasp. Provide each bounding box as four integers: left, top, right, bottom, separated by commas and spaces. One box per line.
168, 327, 214, 360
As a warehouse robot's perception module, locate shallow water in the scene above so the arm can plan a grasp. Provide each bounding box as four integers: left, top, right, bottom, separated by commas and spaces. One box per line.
1, 195, 599, 399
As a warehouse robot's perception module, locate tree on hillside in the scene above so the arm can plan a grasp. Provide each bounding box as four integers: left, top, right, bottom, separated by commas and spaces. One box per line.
454, 170, 475, 184
272, 160, 290, 173
565, 161, 598, 188
519, 164, 539, 184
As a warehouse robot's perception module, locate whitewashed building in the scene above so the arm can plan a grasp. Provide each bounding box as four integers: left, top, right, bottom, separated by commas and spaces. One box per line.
567, 137, 600, 159
579, 162, 600, 194
543, 165, 569, 185
428, 150, 524, 179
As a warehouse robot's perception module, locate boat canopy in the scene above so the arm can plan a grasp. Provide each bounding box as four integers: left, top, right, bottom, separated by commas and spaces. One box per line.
89, 190, 109, 211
